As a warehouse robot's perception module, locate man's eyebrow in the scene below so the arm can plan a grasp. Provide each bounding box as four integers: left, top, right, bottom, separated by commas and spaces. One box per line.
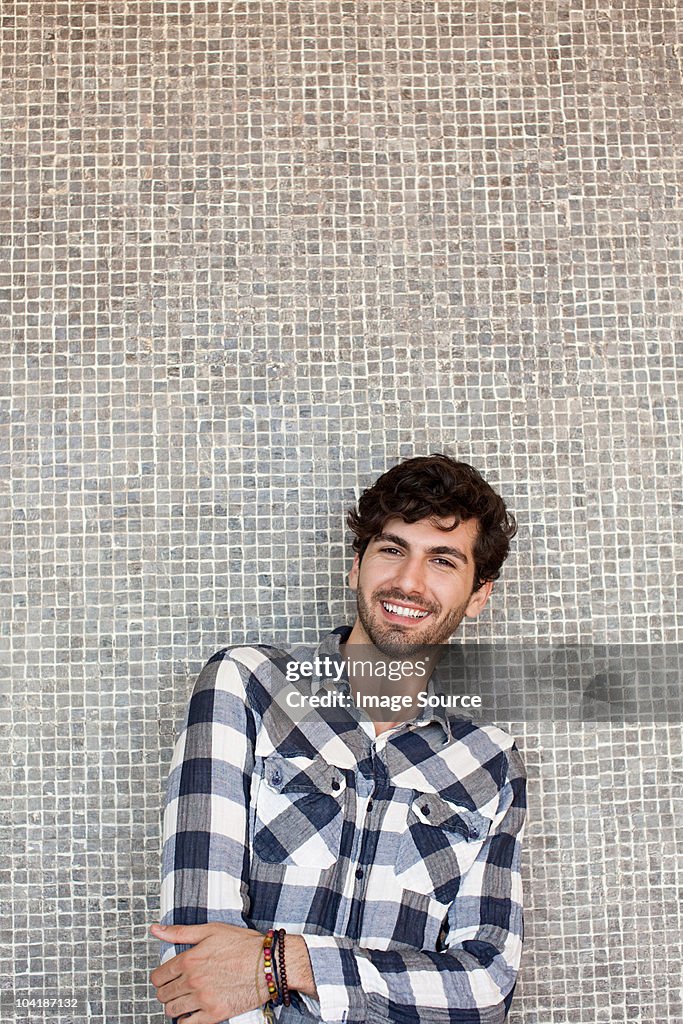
374, 532, 469, 564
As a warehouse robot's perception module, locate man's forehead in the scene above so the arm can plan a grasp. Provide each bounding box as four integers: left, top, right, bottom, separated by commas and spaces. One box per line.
382, 512, 479, 536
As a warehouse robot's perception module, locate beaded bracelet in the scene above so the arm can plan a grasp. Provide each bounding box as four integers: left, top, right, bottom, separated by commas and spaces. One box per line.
254, 929, 280, 1024
262, 929, 279, 1003
277, 927, 291, 1007
254, 946, 274, 1024
270, 930, 282, 1007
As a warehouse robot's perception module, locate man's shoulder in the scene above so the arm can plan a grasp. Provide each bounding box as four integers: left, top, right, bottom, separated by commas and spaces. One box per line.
194, 642, 295, 691
190, 635, 343, 728
194, 637, 323, 696
210, 640, 296, 663
442, 715, 527, 783
205, 637, 317, 670
201, 626, 348, 676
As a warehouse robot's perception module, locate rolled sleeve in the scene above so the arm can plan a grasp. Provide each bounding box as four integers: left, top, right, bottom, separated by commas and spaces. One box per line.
301, 935, 367, 1024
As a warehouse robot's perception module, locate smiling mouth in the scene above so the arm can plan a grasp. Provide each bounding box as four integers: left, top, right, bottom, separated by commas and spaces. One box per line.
380, 600, 431, 623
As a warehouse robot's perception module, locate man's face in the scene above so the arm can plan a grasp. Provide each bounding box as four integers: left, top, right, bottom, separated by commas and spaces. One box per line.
347, 515, 493, 657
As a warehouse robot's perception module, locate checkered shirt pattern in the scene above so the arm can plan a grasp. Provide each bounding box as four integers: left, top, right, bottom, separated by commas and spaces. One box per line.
159, 626, 526, 1024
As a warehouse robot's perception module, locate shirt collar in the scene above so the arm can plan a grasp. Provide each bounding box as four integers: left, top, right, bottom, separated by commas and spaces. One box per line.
309, 626, 455, 742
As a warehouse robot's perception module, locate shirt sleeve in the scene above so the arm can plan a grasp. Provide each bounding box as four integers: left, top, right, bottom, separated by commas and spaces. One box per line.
158, 649, 263, 1024
299, 743, 527, 1024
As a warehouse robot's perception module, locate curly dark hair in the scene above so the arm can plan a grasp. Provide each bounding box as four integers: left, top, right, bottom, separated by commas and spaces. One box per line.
346, 453, 517, 593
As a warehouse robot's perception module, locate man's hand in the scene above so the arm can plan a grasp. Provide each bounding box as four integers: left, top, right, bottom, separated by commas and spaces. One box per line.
149, 921, 267, 1023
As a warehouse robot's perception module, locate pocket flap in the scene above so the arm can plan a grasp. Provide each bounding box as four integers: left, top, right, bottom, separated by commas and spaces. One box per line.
264, 752, 346, 796
411, 793, 492, 841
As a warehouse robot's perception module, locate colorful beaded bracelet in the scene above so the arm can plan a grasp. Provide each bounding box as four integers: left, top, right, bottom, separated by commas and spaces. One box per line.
262, 929, 279, 1003
255, 952, 274, 1022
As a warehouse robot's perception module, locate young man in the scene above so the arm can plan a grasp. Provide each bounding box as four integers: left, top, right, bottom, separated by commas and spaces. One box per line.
150, 454, 526, 1024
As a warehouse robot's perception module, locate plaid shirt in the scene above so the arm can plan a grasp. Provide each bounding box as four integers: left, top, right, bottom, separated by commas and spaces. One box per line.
159, 626, 526, 1024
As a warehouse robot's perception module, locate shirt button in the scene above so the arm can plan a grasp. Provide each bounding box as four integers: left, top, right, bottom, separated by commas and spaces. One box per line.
355, 867, 364, 880
331, 778, 340, 791
271, 770, 282, 786
367, 800, 373, 812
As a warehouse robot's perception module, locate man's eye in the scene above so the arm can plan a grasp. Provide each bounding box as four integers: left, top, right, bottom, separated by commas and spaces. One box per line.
434, 559, 456, 568
380, 547, 402, 555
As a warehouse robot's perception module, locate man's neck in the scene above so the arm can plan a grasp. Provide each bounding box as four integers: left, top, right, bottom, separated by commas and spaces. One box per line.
340, 622, 439, 688
339, 623, 440, 737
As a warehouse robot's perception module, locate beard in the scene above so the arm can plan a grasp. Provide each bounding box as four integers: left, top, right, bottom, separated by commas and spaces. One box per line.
354, 584, 472, 658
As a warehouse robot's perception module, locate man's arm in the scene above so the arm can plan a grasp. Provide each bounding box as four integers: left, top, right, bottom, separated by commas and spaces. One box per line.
288, 744, 526, 1024
158, 649, 263, 1022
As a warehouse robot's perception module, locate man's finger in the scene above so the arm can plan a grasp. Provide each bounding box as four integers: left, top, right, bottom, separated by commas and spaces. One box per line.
150, 922, 215, 943
150, 957, 184, 989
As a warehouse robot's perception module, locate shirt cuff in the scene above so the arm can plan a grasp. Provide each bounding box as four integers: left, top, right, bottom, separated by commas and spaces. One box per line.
300, 935, 366, 1024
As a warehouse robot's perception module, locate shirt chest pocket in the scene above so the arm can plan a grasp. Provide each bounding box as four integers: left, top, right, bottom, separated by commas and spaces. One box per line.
252, 752, 348, 869
394, 791, 493, 905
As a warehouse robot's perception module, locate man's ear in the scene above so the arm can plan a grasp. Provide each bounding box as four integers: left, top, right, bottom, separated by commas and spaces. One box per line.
464, 579, 494, 619
348, 553, 360, 592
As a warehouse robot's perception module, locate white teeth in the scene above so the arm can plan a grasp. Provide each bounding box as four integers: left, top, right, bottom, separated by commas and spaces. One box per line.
382, 602, 429, 619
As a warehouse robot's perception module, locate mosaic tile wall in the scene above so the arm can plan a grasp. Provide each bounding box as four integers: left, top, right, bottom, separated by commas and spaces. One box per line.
3, 2, 682, 1022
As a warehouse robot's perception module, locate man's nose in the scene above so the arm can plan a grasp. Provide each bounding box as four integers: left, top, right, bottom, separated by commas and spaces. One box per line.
392, 556, 427, 598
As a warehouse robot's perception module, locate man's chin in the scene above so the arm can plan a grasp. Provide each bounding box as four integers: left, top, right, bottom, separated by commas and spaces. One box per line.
368, 628, 433, 659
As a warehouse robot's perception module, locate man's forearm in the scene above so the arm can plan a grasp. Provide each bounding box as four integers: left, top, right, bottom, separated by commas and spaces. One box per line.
292, 931, 521, 1024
